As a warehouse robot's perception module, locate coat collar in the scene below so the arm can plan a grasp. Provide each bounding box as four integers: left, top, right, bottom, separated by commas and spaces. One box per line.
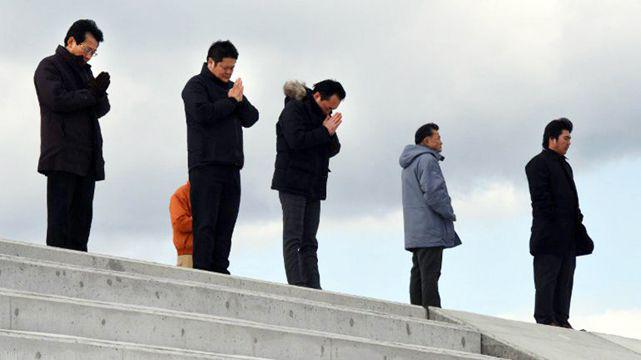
423, 146, 445, 161
200, 63, 231, 88
301, 94, 326, 120
542, 148, 567, 161
542, 149, 576, 193
55, 45, 90, 69
306, 95, 325, 117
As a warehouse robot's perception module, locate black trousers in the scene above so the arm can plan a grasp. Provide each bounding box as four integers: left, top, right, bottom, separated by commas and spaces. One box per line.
279, 192, 321, 289
46, 171, 96, 252
409, 247, 443, 308
189, 165, 241, 274
533, 254, 576, 325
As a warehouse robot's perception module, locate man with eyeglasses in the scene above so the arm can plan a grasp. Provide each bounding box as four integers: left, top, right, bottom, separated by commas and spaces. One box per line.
34, 19, 111, 251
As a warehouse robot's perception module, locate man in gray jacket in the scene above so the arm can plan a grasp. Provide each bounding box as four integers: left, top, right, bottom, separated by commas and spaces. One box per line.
400, 123, 461, 308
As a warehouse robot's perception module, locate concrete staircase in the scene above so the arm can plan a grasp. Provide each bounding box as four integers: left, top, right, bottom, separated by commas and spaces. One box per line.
0, 237, 499, 359
1, 237, 639, 359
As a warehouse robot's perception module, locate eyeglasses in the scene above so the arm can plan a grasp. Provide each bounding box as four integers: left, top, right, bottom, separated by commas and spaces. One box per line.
80, 44, 98, 57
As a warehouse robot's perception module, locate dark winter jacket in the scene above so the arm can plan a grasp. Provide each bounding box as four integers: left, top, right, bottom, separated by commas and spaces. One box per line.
525, 149, 594, 256
182, 63, 259, 170
34, 46, 110, 180
271, 81, 340, 200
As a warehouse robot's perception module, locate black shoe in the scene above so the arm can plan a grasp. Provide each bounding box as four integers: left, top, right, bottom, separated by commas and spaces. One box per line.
558, 321, 573, 329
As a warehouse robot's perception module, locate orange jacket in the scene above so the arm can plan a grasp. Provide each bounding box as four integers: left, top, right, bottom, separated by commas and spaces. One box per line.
170, 182, 192, 255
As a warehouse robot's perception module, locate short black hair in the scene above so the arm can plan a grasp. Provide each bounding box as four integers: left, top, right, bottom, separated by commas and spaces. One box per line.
207, 40, 239, 63
415, 123, 440, 145
64, 19, 103, 45
313, 80, 346, 100
542, 118, 573, 149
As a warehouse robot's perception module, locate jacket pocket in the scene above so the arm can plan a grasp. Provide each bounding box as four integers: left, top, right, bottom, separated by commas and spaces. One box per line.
290, 159, 315, 174
59, 119, 66, 137
405, 205, 443, 237
575, 223, 594, 256
202, 136, 216, 161
49, 114, 65, 138
285, 167, 312, 191
531, 218, 556, 250
443, 220, 456, 240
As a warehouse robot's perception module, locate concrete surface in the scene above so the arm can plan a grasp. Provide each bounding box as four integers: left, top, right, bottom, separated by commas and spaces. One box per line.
0, 253, 480, 352
595, 333, 641, 355
429, 307, 641, 360
0, 289, 499, 360
5, 237, 638, 359
0, 329, 273, 359
0, 237, 426, 319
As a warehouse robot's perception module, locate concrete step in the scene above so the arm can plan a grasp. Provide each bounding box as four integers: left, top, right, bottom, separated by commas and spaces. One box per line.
0, 237, 425, 318
0, 252, 480, 353
0, 289, 502, 360
1, 238, 636, 360
0, 329, 273, 359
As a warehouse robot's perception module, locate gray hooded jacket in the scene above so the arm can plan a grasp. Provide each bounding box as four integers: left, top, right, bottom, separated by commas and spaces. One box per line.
400, 145, 462, 251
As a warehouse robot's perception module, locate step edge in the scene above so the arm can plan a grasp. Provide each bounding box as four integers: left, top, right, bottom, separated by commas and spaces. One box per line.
0, 328, 274, 359
0, 253, 468, 332
0, 238, 423, 314
1, 287, 487, 356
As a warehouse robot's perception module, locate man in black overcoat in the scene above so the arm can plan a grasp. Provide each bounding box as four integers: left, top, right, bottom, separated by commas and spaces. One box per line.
525, 118, 594, 328
34, 19, 111, 251
181, 40, 259, 274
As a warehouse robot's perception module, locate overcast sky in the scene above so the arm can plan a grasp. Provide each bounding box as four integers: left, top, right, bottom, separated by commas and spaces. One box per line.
1, 0, 640, 339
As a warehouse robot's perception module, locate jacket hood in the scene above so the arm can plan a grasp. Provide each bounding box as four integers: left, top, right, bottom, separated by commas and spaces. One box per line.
399, 144, 443, 168
283, 80, 311, 104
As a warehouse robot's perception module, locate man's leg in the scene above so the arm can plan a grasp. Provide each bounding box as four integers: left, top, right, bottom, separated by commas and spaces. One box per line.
533, 254, 563, 324
190, 167, 223, 272
68, 175, 95, 252
300, 199, 321, 289
554, 255, 576, 326
210, 170, 241, 274
279, 192, 306, 286
415, 247, 443, 308
409, 250, 423, 306
46, 172, 77, 249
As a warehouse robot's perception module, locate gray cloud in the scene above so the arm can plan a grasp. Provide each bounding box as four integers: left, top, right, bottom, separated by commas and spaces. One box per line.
1, 1, 641, 248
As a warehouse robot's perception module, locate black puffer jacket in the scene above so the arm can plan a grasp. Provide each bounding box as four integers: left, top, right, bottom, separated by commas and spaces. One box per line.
271, 81, 341, 200
34, 46, 110, 180
525, 149, 594, 256
182, 63, 259, 170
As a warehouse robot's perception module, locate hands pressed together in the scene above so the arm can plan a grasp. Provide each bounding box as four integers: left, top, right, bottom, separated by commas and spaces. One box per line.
88, 71, 110, 97
322, 112, 342, 135
228, 78, 244, 102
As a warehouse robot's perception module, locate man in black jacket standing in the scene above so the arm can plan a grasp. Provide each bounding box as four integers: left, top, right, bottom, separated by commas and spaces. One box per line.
271, 80, 345, 289
525, 118, 594, 328
34, 19, 111, 252
182, 40, 259, 273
